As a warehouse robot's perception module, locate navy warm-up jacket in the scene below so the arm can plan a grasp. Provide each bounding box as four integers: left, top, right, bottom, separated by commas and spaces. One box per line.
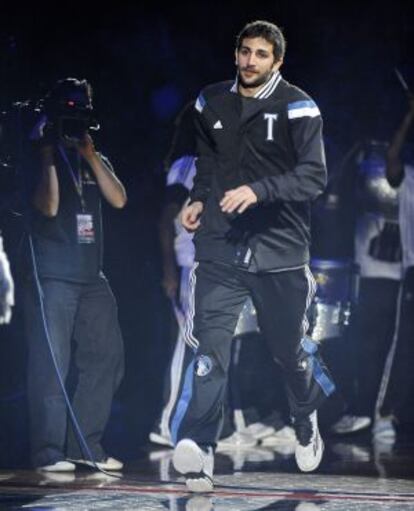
190, 72, 327, 272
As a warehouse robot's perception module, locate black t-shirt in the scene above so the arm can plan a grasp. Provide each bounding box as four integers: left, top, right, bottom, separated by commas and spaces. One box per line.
29, 148, 108, 283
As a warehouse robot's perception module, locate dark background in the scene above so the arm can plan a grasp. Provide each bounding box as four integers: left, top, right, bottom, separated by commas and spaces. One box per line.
0, 1, 413, 467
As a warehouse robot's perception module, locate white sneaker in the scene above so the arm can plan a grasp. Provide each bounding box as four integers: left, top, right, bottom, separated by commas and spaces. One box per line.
37, 460, 76, 472
261, 426, 296, 447
216, 431, 257, 450
294, 411, 324, 472
149, 431, 174, 447
373, 416, 396, 441
95, 457, 123, 471
331, 414, 371, 434
244, 422, 275, 440
70, 456, 123, 471
173, 439, 214, 492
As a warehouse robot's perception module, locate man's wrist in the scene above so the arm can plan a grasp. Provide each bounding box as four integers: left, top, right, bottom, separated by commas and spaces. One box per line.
248, 182, 266, 203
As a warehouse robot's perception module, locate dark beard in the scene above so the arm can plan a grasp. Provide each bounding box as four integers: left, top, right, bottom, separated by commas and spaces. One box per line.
238, 70, 273, 89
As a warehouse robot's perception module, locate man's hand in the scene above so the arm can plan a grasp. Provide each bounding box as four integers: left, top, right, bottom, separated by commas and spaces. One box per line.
220, 185, 258, 214
66, 133, 127, 208
65, 133, 96, 161
181, 201, 203, 232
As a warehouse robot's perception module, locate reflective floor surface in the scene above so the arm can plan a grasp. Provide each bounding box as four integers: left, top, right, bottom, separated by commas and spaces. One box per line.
1, 437, 413, 510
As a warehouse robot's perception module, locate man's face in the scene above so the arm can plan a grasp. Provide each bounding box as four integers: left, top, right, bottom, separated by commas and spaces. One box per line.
235, 37, 282, 90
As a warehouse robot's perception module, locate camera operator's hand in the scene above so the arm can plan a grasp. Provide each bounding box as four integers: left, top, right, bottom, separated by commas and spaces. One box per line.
76, 133, 97, 161
72, 134, 127, 209
62, 133, 96, 160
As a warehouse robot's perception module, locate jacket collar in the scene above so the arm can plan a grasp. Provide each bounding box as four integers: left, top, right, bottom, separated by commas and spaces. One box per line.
230, 71, 282, 99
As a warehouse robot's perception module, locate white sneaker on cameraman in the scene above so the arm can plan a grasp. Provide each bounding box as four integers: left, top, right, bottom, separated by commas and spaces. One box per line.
37, 460, 75, 472
294, 410, 324, 472
69, 456, 123, 471
173, 439, 214, 492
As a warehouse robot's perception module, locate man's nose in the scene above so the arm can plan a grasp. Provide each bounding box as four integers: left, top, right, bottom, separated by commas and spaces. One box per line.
246, 54, 257, 67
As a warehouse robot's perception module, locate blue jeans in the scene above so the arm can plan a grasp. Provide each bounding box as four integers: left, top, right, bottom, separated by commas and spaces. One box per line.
23, 275, 124, 467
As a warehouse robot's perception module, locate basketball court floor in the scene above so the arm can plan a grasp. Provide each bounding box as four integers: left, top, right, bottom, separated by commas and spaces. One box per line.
0, 436, 413, 510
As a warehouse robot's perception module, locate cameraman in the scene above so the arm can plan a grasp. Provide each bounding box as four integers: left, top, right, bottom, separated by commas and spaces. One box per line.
23, 78, 126, 472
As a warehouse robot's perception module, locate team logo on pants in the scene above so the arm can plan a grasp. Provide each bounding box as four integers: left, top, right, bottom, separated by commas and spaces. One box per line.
195, 355, 213, 377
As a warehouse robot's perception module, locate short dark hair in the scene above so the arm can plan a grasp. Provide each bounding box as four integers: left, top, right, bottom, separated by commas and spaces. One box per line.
236, 20, 286, 61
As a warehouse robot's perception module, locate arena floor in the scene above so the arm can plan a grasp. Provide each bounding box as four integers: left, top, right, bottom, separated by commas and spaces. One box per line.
0, 435, 413, 510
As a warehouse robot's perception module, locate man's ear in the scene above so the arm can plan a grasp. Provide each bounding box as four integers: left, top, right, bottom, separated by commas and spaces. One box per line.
234, 48, 239, 66
273, 58, 283, 72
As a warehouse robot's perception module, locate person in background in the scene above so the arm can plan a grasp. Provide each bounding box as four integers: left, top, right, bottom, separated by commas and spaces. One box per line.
149, 101, 200, 448
374, 94, 414, 441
